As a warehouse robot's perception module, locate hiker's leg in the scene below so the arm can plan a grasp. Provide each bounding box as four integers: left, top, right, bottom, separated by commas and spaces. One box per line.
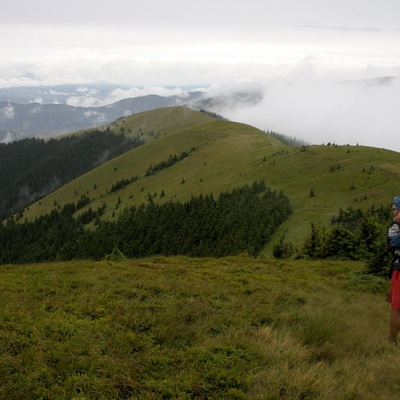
390, 309, 400, 339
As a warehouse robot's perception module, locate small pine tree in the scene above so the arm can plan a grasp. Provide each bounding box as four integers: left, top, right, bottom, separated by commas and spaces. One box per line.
105, 245, 127, 261
273, 234, 296, 259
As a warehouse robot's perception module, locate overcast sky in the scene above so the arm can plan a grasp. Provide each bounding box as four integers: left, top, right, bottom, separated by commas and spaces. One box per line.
1, 0, 400, 150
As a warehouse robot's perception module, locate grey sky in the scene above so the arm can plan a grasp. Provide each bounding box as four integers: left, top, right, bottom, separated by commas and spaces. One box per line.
2, 0, 400, 85
2, 0, 400, 27
1, 0, 400, 150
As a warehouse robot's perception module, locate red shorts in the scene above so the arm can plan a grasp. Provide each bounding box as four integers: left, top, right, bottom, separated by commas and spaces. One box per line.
389, 270, 400, 310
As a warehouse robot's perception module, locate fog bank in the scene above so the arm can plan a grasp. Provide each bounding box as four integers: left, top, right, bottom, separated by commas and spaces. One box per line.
215, 76, 400, 152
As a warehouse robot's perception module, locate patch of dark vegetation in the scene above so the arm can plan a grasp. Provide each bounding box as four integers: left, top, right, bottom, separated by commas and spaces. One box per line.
0, 130, 144, 220
0, 181, 291, 263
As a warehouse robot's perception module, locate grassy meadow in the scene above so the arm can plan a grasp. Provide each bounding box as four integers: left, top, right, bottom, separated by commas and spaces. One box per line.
0, 256, 398, 399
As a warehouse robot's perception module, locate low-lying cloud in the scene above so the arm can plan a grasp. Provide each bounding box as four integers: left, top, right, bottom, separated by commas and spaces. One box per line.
0, 102, 16, 120
213, 75, 400, 152
65, 86, 198, 107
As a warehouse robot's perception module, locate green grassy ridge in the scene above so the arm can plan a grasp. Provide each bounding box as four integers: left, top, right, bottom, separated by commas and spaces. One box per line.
108, 107, 217, 142
22, 117, 283, 220
21, 107, 400, 253
0, 257, 397, 399
67, 107, 216, 142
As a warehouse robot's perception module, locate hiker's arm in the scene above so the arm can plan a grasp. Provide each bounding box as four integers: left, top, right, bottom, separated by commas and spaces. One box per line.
389, 224, 400, 249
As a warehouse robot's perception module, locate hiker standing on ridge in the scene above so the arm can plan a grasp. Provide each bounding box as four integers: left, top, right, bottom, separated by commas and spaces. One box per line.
387, 196, 400, 345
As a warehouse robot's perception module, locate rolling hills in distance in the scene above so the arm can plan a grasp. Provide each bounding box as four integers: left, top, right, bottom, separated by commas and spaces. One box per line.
0, 83, 262, 142
0, 92, 203, 141
17, 106, 400, 256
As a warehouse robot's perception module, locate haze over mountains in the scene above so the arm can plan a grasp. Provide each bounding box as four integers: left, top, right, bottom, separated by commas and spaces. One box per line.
0, 84, 263, 142
0, 93, 201, 140
1, 75, 399, 151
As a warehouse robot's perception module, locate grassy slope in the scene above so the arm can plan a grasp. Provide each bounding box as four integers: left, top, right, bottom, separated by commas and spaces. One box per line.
0, 257, 397, 399
108, 106, 216, 141
22, 107, 400, 254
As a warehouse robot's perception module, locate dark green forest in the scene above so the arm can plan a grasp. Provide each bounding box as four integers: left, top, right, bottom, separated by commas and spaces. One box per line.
0, 182, 291, 263
0, 130, 143, 221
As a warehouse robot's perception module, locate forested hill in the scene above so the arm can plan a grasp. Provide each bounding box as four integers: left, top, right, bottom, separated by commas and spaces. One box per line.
0, 130, 143, 221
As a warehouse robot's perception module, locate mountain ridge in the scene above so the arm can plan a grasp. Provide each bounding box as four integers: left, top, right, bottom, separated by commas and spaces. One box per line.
15, 107, 400, 255
0, 92, 205, 140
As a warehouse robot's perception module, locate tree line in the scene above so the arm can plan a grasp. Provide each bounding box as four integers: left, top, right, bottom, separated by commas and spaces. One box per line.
0, 181, 291, 264
0, 130, 144, 221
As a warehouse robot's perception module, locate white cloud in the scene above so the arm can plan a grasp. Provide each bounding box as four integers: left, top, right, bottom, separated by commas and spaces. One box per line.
219, 73, 400, 152
83, 110, 107, 123
65, 85, 205, 107
1, 102, 15, 119
67, 95, 100, 107
0, 131, 16, 143
106, 86, 195, 102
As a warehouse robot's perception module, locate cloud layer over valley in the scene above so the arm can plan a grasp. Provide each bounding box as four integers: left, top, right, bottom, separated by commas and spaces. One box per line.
213, 75, 400, 151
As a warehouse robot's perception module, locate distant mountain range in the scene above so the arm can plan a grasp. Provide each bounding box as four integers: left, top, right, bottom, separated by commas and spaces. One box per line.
0, 83, 129, 105
0, 83, 268, 142
0, 92, 204, 141
1, 76, 396, 144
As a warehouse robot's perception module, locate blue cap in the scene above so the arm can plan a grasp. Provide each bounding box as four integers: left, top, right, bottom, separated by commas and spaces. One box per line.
393, 196, 400, 210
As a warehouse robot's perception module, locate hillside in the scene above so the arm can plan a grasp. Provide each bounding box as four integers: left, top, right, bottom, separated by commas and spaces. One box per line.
0, 107, 215, 221
0, 256, 396, 399
104, 106, 217, 142
20, 107, 400, 254
0, 131, 144, 221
